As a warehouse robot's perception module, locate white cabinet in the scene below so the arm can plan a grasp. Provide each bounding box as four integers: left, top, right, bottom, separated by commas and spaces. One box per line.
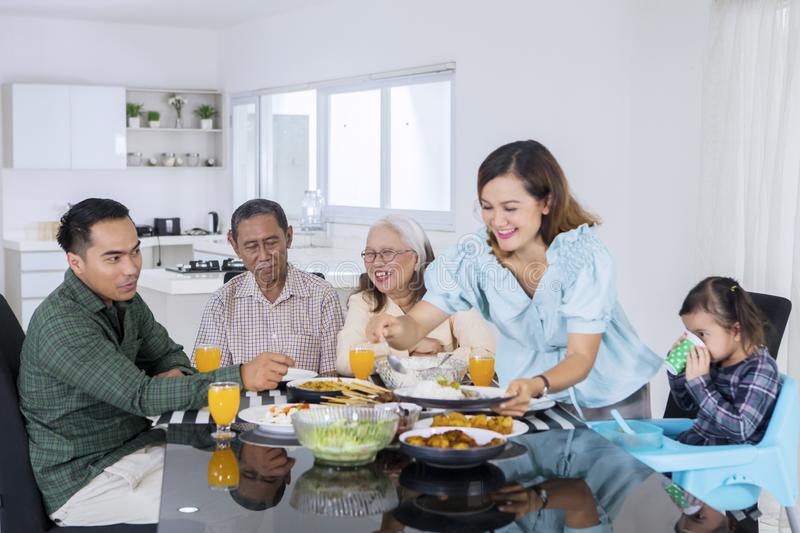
5, 83, 126, 169
9, 84, 72, 169
71, 86, 127, 169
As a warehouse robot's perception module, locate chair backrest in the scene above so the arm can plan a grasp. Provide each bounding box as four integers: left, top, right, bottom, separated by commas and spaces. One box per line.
663, 291, 792, 419
223, 271, 244, 284
759, 375, 798, 452
0, 294, 52, 533
749, 292, 792, 359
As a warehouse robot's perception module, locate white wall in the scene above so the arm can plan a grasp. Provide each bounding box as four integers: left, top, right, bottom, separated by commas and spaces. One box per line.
218, 0, 710, 414
0, 16, 231, 292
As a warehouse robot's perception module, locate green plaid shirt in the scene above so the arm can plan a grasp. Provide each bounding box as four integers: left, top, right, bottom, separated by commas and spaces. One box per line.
18, 269, 242, 514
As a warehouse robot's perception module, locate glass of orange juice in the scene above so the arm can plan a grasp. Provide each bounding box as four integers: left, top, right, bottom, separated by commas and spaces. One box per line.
469, 348, 495, 387
195, 344, 222, 372
350, 344, 375, 380
208, 381, 240, 440
207, 442, 239, 491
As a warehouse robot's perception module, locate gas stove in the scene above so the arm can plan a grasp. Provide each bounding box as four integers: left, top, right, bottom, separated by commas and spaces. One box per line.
166, 258, 245, 274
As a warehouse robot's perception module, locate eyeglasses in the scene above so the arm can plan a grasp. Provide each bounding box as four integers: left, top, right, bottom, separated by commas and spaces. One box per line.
360, 249, 415, 263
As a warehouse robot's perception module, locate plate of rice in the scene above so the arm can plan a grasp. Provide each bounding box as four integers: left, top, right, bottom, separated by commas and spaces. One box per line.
393, 378, 515, 409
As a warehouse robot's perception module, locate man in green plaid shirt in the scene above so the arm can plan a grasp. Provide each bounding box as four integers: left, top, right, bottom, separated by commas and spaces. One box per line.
18, 198, 293, 526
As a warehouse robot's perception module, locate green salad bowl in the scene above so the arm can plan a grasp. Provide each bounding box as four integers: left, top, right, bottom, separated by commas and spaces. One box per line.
292, 407, 399, 466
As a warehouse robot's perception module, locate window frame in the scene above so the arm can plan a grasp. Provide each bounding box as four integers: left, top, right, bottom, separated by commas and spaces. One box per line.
230, 63, 455, 231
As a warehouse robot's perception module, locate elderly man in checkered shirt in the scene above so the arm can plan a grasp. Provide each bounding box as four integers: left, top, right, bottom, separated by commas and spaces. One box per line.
194, 199, 344, 375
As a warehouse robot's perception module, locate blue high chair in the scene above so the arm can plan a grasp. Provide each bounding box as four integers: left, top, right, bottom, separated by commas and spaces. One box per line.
630, 375, 798, 532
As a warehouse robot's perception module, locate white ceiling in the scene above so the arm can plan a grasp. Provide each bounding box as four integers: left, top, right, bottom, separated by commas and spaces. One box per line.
0, 0, 334, 29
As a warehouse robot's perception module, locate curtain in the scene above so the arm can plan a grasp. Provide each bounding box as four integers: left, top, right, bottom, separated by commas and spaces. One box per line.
698, 0, 800, 380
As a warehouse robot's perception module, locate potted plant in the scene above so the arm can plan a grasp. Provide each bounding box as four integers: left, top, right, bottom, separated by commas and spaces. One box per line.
148, 111, 161, 129
194, 104, 218, 130
126, 103, 143, 128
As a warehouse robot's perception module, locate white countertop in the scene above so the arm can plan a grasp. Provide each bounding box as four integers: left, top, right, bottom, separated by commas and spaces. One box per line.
4, 234, 221, 252
137, 258, 363, 295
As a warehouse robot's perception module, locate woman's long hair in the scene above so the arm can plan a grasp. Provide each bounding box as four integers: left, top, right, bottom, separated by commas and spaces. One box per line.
477, 140, 600, 258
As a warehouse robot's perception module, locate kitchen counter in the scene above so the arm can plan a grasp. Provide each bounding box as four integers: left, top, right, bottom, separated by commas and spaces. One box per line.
3, 233, 221, 252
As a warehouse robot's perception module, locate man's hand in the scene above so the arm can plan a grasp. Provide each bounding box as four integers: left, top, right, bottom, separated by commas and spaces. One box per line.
410, 337, 444, 356
240, 352, 294, 391
155, 368, 184, 378
685, 345, 711, 381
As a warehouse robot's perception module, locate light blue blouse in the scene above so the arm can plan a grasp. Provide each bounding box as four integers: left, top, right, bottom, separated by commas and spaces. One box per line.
423, 224, 663, 408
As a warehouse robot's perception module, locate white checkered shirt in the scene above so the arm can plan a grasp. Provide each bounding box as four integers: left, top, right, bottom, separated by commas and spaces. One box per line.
193, 265, 344, 374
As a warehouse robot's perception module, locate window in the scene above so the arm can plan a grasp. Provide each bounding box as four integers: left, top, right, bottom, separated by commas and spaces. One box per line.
230, 64, 454, 229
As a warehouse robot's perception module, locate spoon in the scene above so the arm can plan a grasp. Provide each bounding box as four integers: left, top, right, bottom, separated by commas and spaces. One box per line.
387, 353, 409, 374
611, 409, 636, 435
435, 352, 454, 368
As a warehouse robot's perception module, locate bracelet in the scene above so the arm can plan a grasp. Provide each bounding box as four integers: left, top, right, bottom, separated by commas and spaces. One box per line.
533, 485, 549, 510
533, 374, 550, 397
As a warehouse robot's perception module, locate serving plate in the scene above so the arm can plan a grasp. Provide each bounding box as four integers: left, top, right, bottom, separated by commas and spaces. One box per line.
413, 416, 529, 438
238, 403, 321, 436
286, 377, 375, 403
399, 426, 507, 468
393, 385, 515, 410
281, 368, 318, 383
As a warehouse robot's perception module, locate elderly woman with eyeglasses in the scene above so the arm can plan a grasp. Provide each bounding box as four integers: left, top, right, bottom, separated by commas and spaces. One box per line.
335, 215, 495, 377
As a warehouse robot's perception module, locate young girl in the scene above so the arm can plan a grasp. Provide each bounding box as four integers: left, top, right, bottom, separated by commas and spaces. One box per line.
668, 276, 781, 445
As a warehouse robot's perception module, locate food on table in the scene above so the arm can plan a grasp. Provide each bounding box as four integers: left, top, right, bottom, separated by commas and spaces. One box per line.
430, 412, 514, 435
260, 403, 312, 425
407, 377, 478, 400
297, 379, 352, 391
293, 407, 399, 465
404, 429, 505, 450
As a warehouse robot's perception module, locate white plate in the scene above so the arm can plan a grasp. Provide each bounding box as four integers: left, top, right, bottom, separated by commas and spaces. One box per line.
394, 385, 514, 410
238, 403, 321, 435
527, 397, 556, 411
281, 368, 318, 383
413, 416, 529, 438
474, 395, 555, 413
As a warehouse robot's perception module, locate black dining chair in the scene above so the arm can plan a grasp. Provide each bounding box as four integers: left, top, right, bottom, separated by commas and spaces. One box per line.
0, 294, 156, 533
663, 291, 792, 419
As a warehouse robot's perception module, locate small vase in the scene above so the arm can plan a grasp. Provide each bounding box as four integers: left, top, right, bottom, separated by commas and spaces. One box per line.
175, 116, 182, 129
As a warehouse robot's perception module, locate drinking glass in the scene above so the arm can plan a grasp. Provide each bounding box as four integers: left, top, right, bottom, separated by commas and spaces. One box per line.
468, 348, 495, 387
195, 344, 221, 372
349, 344, 375, 380
208, 381, 240, 440
207, 442, 239, 491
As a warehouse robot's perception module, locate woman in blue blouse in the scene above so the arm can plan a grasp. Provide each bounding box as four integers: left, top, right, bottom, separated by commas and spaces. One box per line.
367, 140, 662, 418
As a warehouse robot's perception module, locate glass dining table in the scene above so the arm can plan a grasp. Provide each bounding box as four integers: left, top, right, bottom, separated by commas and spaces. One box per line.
153, 390, 744, 533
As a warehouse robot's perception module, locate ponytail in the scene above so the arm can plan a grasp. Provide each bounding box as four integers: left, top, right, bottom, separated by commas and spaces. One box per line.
679, 277, 767, 354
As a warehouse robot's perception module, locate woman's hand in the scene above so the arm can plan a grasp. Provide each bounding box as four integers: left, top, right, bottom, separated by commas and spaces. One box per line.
493, 377, 545, 417
685, 345, 711, 381
491, 483, 544, 518
366, 313, 403, 343
409, 337, 444, 356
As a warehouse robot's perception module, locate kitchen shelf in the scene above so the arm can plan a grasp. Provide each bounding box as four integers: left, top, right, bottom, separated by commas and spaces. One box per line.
126, 166, 225, 169
126, 88, 224, 168
127, 128, 222, 133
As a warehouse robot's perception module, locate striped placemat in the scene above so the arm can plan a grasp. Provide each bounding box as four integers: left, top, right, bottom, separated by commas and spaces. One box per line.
154, 392, 586, 432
